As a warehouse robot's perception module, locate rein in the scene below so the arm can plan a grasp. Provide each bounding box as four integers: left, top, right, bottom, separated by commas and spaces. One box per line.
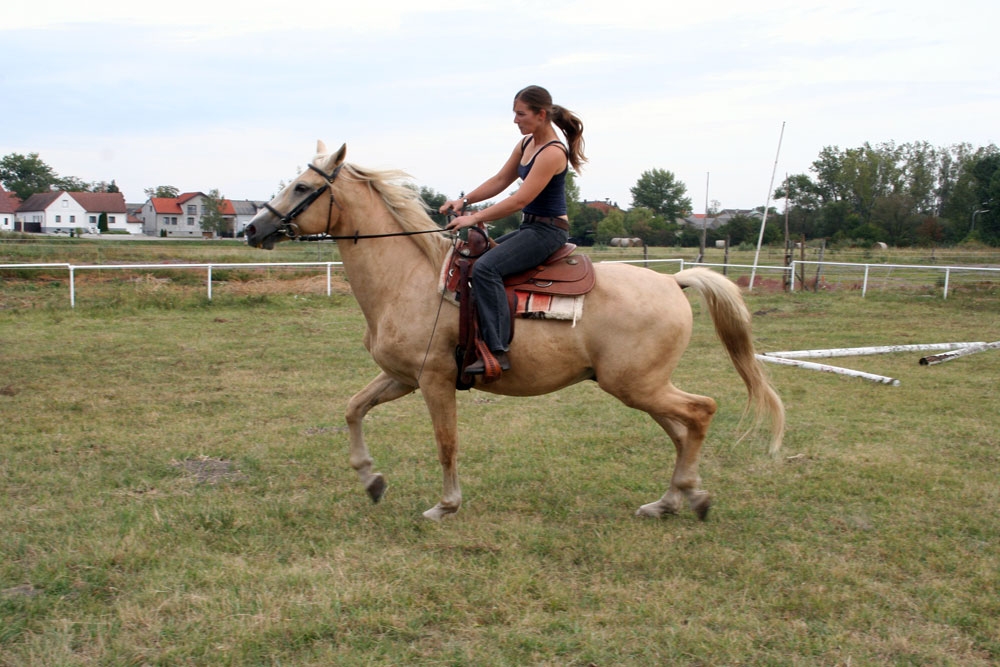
263, 162, 452, 244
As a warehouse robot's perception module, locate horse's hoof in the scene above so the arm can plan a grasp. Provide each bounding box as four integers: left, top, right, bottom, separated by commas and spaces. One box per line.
689, 491, 712, 521
422, 503, 458, 521
635, 501, 678, 518
366, 474, 386, 504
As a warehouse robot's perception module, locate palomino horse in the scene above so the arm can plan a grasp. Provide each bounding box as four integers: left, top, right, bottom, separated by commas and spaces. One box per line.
245, 141, 784, 521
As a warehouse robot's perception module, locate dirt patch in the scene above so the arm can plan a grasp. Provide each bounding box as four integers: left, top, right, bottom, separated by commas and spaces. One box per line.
170, 456, 247, 485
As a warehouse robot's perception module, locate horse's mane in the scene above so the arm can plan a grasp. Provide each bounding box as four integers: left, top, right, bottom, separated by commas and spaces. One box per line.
340, 163, 451, 268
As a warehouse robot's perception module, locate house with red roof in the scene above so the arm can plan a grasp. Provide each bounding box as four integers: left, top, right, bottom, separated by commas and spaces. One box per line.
139, 192, 237, 237
15, 191, 132, 234
0, 187, 20, 232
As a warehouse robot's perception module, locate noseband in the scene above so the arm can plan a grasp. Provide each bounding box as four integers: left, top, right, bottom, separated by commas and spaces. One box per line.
262, 163, 344, 240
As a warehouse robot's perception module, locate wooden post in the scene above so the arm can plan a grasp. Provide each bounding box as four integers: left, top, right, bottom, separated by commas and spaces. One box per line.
814, 239, 826, 291
798, 235, 806, 287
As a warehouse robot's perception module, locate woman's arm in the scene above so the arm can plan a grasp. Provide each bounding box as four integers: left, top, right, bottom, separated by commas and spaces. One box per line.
446, 144, 567, 230
440, 143, 523, 215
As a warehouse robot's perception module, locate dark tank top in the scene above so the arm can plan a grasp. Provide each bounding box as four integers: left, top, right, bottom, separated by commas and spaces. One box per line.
517, 138, 569, 218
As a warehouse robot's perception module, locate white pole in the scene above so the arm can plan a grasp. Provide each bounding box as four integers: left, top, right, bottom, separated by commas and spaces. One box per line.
919, 341, 1000, 366
749, 121, 785, 291
764, 342, 985, 359
756, 354, 900, 386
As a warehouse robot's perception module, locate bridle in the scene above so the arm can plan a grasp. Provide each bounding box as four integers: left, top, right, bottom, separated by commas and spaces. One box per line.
261, 162, 452, 244
262, 163, 344, 241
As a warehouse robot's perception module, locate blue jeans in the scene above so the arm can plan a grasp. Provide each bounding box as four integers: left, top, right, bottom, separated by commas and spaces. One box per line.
471, 220, 568, 352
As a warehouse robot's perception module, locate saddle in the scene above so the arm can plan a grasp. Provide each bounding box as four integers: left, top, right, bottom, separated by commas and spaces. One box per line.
444, 226, 596, 388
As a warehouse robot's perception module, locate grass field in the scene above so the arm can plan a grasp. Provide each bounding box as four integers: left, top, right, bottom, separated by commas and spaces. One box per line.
1, 242, 999, 664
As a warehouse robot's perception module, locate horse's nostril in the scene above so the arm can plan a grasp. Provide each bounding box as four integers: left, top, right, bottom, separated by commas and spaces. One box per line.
246, 224, 256, 236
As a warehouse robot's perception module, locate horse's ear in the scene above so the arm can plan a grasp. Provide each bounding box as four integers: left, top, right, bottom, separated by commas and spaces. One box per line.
316, 140, 327, 154
332, 143, 347, 165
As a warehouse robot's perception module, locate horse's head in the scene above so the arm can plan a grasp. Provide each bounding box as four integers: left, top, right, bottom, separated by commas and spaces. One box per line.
245, 141, 347, 249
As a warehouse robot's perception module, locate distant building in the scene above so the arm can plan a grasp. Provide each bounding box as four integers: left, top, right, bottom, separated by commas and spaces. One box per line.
15, 191, 133, 234
680, 208, 762, 230
139, 192, 240, 237
582, 199, 621, 215
0, 187, 20, 231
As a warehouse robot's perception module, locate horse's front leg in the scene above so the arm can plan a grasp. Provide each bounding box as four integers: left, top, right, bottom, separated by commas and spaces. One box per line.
345, 372, 415, 503
419, 378, 461, 521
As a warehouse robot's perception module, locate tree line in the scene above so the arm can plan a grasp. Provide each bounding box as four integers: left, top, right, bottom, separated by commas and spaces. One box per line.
7, 141, 999, 247
0, 153, 121, 199
775, 142, 1000, 247
426, 141, 1000, 248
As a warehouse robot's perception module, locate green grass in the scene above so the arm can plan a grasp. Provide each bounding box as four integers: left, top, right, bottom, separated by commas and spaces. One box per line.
1, 268, 999, 664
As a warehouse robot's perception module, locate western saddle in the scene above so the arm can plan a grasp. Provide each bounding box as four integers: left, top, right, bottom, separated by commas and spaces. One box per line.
443, 227, 596, 387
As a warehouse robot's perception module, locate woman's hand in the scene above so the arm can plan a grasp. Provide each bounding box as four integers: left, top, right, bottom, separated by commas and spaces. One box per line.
439, 198, 465, 215
445, 214, 479, 232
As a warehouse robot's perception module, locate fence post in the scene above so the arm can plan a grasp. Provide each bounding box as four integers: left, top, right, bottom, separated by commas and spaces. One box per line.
69, 265, 76, 308
327, 263, 332, 297
789, 261, 796, 292
862, 265, 869, 297
943, 267, 950, 299
207, 265, 213, 301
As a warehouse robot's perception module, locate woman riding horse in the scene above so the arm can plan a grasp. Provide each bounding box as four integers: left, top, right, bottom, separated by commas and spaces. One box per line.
442, 85, 586, 376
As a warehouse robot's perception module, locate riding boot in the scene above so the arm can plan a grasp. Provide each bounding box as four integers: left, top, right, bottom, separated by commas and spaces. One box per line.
464, 351, 511, 375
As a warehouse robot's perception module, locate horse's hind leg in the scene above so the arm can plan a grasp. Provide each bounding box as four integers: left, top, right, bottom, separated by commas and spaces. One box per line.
614, 384, 717, 519
346, 372, 415, 503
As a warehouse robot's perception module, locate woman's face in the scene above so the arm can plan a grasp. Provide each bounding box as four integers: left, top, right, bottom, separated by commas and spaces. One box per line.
513, 100, 545, 136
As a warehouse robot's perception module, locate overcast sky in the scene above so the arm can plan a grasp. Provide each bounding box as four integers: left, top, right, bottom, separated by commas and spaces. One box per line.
3, 0, 997, 212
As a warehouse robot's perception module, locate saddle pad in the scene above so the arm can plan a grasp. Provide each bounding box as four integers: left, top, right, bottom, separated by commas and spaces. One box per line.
515, 290, 584, 324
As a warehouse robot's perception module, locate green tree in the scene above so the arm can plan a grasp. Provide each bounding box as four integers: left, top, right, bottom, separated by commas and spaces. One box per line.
570, 205, 603, 243
98, 212, 109, 233
418, 186, 448, 226
595, 209, 627, 245
0, 152, 60, 200
144, 185, 180, 199
54, 175, 93, 192
967, 153, 1000, 245
630, 169, 692, 221
200, 190, 229, 237
565, 171, 582, 222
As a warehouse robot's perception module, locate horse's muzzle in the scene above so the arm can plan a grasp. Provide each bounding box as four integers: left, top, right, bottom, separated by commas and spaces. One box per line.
244, 220, 281, 250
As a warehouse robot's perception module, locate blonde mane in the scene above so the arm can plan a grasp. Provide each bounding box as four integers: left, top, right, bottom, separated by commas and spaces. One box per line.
339, 164, 451, 268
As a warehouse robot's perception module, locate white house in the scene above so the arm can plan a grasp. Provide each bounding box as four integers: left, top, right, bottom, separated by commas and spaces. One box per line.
140, 192, 237, 237
16, 191, 133, 234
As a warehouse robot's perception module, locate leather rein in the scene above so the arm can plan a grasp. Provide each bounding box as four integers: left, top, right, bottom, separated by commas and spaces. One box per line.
262, 163, 451, 244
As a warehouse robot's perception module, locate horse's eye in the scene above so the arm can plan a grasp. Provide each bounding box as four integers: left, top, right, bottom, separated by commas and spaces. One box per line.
294, 183, 310, 194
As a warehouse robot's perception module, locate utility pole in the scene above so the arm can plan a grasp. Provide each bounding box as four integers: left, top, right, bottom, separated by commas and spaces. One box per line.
698, 172, 709, 263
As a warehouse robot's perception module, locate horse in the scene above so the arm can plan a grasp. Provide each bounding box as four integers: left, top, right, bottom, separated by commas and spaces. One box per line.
245, 141, 784, 521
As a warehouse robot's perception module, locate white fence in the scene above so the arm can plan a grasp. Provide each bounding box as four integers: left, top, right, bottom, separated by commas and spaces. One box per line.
2, 258, 998, 307
1, 262, 344, 308
602, 258, 1000, 299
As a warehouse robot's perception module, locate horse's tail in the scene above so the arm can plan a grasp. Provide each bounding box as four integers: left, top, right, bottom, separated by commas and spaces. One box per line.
673, 268, 785, 454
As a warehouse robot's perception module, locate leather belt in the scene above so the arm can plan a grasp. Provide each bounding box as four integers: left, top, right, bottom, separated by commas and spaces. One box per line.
522, 213, 569, 231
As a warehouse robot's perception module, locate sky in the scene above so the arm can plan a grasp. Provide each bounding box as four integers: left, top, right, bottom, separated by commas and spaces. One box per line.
3, 0, 998, 213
